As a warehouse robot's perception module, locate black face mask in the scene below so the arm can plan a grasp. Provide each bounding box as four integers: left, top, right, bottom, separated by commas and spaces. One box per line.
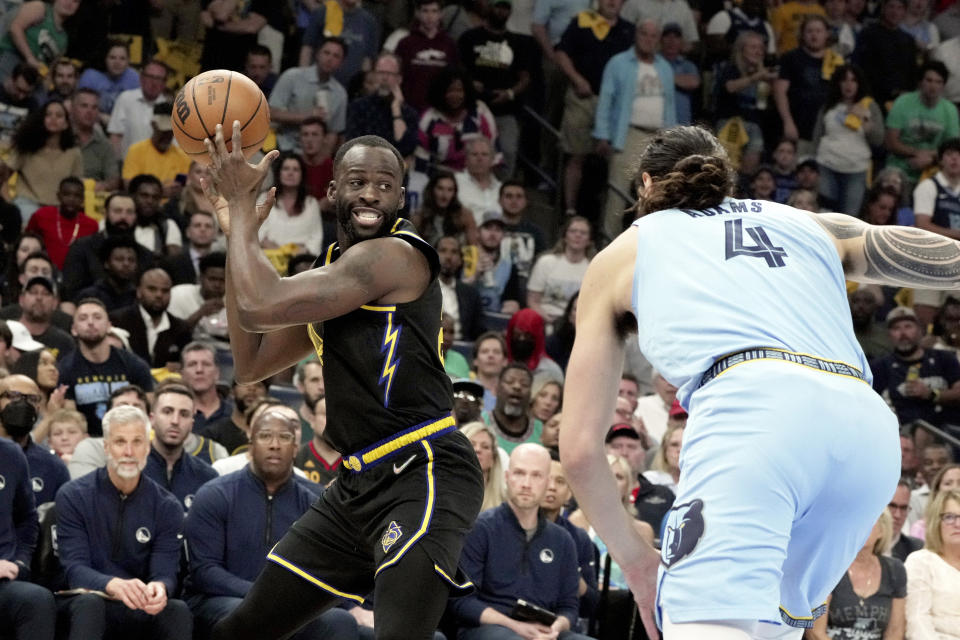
510, 336, 535, 363
1, 399, 37, 439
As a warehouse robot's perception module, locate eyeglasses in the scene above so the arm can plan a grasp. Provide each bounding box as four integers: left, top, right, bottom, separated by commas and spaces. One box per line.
1, 390, 42, 405
941, 513, 960, 525
888, 503, 911, 513
254, 430, 297, 445
454, 391, 479, 403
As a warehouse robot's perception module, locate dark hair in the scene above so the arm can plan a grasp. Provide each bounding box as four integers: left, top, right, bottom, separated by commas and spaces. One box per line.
246, 44, 272, 60
426, 67, 477, 115
333, 135, 405, 177
499, 179, 525, 197
75, 297, 108, 312
636, 126, 736, 216
938, 137, 960, 159
105, 39, 130, 57
415, 0, 442, 7
273, 151, 309, 214
472, 331, 506, 360
857, 185, 900, 224
498, 361, 532, 382
187, 209, 215, 225
0, 320, 11, 349
621, 371, 640, 387
59, 176, 84, 191
300, 116, 328, 133
287, 253, 318, 276
550, 290, 578, 357
20, 250, 54, 275
137, 266, 171, 286
799, 14, 829, 42
419, 170, 468, 237
13, 100, 76, 154
825, 64, 870, 108
98, 234, 139, 264
142, 59, 170, 78
199, 251, 226, 273
109, 383, 148, 409
104, 191, 135, 213
920, 60, 949, 84
319, 36, 348, 58
11, 63, 39, 86
75, 87, 100, 100
129, 173, 163, 194
10, 348, 55, 391
154, 381, 197, 404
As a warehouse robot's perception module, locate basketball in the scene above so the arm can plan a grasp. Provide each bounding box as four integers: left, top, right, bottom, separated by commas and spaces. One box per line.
172, 69, 271, 165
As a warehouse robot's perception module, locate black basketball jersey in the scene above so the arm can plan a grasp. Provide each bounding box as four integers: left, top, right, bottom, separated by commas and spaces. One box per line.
308, 219, 453, 454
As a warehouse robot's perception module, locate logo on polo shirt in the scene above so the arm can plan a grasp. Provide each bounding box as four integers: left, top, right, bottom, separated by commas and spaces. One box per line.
32, 477, 43, 493
184, 495, 195, 509
539, 549, 554, 564
0, 474, 5, 490
135, 527, 152, 544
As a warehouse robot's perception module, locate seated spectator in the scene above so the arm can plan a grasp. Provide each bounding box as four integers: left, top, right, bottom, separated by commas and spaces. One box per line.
901, 0, 940, 50
541, 458, 600, 618
411, 172, 478, 247
107, 60, 171, 158
180, 341, 233, 434
451, 443, 590, 640
474, 211, 523, 313
11, 347, 72, 433
414, 68, 498, 174
299, 118, 334, 200
344, 52, 419, 160
25, 177, 99, 269
258, 153, 324, 255
293, 357, 323, 444
885, 61, 959, 184
0, 233, 39, 304
205, 379, 267, 457
395, 0, 459, 112
527, 216, 593, 325
243, 44, 278, 98
122, 104, 190, 198
473, 332, 509, 411
854, 0, 919, 109
59, 299, 155, 436
914, 137, 960, 240
931, 296, 960, 358
184, 402, 358, 639
160, 162, 218, 236
713, 32, 778, 176
161, 210, 218, 286
200, 0, 283, 73
129, 174, 183, 258
529, 378, 562, 425
0, 0, 78, 80
787, 187, 820, 212
507, 309, 565, 383
773, 15, 833, 155
849, 285, 893, 360
270, 36, 347, 152
54, 405, 192, 639
876, 166, 916, 225
14, 276, 75, 359
453, 378, 485, 426
747, 165, 777, 201
46, 408, 87, 464
633, 370, 676, 444
109, 268, 191, 369
0, 250, 72, 335
2, 99, 83, 219
909, 441, 954, 532
0, 64, 40, 150
771, 138, 800, 203
65, 385, 148, 479
436, 235, 484, 341
482, 362, 543, 453
904, 489, 960, 638
4, 319, 47, 368
813, 64, 885, 216
168, 252, 228, 344
295, 396, 341, 486
545, 292, 578, 372
0, 436, 56, 640
858, 185, 900, 226
42, 58, 77, 105
540, 412, 561, 456
498, 180, 547, 289
61, 192, 154, 303
889, 480, 925, 562
76, 40, 140, 122
910, 463, 960, 540
0, 373, 70, 506
644, 424, 683, 495
144, 383, 218, 511
809, 510, 906, 640
704, 0, 776, 63
76, 235, 139, 310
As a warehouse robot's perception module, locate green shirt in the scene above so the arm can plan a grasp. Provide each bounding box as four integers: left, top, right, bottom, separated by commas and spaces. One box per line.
0, 4, 67, 66
481, 411, 543, 454
443, 349, 471, 380
885, 91, 960, 181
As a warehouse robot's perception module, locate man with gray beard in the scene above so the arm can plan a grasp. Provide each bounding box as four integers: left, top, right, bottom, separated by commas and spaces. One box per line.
54, 405, 191, 639
482, 362, 543, 453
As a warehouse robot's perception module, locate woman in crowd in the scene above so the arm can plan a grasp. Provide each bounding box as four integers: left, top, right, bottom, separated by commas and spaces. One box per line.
904, 489, 960, 638
910, 464, 960, 540
415, 67, 498, 174
713, 31, 779, 175
529, 378, 562, 424
76, 40, 140, 122
813, 64, 885, 216
546, 291, 578, 372
0, 0, 79, 79
161, 162, 221, 234
874, 167, 915, 226
787, 188, 820, 212
3, 100, 83, 219
808, 510, 906, 640
13, 348, 71, 441
461, 421, 506, 512
258, 152, 324, 255
46, 408, 87, 464
540, 412, 561, 456
410, 170, 477, 247
1, 231, 44, 302
858, 185, 900, 226
645, 424, 684, 495
527, 216, 594, 325
747, 166, 777, 201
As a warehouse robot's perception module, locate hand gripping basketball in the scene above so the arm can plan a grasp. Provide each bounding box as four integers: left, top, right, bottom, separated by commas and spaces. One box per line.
200, 122, 279, 236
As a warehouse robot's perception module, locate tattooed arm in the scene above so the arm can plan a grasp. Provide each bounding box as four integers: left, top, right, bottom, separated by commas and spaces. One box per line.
806, 211, 960, 289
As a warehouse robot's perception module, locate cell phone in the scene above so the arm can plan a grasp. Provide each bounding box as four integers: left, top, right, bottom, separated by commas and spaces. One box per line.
175, 173, 187, 185
510, 599, 557, 626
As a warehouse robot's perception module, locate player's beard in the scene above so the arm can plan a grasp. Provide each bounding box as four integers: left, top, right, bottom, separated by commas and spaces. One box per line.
335, 198, 399, 245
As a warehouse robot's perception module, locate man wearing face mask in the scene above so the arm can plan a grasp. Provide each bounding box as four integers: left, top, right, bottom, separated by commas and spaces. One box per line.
344, 53, 418, 160
0, 374, 69, 506
482, 362, 542, 453
505, 309, 565, 384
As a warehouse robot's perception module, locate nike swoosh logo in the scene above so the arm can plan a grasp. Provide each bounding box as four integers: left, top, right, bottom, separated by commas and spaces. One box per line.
393, 454, 417, 475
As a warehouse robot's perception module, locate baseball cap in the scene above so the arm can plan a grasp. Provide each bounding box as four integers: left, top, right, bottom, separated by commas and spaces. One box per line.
669, 399, 687, 417
886, 306, 918, 327
24, 276, 56, 296
7, 320, 45, 352
479, 210, 505, 227
452, 379, 485, 401
662, 22, 683, 37
605, 422, 640, 443
152, 103, 173, 132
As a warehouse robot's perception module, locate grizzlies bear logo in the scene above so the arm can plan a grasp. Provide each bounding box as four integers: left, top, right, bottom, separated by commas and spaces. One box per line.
661, 499, 705, 569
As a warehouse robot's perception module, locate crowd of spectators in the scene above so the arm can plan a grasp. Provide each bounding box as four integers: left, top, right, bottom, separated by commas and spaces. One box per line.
1, 0, 960, 638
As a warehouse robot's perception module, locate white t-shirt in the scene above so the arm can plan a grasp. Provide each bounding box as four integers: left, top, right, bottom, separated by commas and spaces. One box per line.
631, 60, 665, 130
914, 171, 960, 218
439, 278, 462, 339
526, 253, 589, 324
257, 195, 324, 255
455, 171, 502, 226
107, 88, 164, 157
634, 393, 669, 443
133, 219, 183, 254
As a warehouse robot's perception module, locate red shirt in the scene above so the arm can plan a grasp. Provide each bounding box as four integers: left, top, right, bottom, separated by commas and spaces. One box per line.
26, 207, 100, 269
304, 158, 333, 200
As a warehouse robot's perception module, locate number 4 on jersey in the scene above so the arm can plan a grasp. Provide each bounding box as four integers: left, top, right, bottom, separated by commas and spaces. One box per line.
724, 219, 788, 268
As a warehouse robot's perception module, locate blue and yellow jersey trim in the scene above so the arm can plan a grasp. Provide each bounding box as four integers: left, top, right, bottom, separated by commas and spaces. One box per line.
267, 550, 366, 604
342, 414, 456, 473
375, 440, 436, 577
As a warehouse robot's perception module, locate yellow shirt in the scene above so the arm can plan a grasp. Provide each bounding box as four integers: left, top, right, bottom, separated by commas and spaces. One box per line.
122, 139, 191, 184
770, 1, 826, 53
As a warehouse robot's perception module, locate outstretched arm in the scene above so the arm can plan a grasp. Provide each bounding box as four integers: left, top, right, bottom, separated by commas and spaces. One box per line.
808, 211, 960, 290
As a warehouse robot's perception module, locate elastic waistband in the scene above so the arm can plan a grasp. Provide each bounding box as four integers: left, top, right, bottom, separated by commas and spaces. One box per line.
342, 414, 456, 473
698, 348, 866, 389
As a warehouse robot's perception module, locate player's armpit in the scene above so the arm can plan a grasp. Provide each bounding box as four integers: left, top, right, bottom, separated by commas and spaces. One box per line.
810, 212, 960, 290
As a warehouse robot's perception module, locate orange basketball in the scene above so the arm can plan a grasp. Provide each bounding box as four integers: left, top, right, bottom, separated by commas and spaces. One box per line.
171, 69, 271, 165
